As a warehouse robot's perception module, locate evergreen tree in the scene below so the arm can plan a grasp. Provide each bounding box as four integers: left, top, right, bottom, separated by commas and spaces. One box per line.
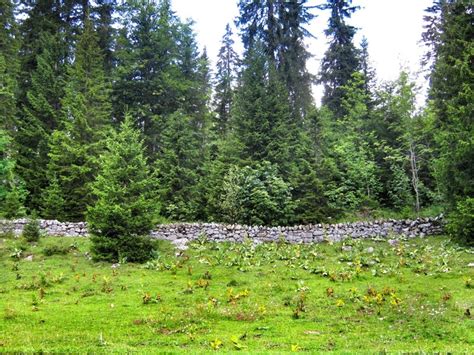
17, 0, 66, 99
15, 32, 65, 212
44, 19, 112, 221
230, 43, 294, 171
358, 36, 376, 110
277, 0, 315, 119
236, 0, 314, 121
423, 0, 473, 206
318, 0, 360, 118
113, 0, 182, 158
0, 0, 20, 132
87, 114, 159, 263
321, 73, 381, 215
92, 0, 116, 72
213, 23, 240, 136
0, 130, 26, 218
157, 111, 203, 221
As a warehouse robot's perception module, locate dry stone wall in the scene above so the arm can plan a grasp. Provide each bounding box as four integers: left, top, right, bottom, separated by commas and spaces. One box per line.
1, 217, 444, 244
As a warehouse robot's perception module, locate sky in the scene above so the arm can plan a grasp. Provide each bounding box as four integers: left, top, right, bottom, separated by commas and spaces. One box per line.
172, 0, 432, 105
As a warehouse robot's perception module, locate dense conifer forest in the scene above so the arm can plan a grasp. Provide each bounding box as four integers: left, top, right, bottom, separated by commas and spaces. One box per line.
1, 0, 472, 243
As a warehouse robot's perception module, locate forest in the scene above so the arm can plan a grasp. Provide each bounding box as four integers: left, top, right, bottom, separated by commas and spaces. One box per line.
0, 0, 472, 243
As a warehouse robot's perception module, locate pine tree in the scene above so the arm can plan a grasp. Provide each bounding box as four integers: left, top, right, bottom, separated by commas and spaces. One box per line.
0, 130, 26, 218
321, 73, 381, 214
230, 43, 276, 165
15, 32, 65, 212
423, 0, 473, 206
358, 37, 376, 110
157, 111, 204, 221
44, 19, 112, 221
113, 0, 181, 158
87, 114, 159, 263
17, 0, 66, 98
236, 0, 314, 121
92, 0, 116, 72
0, 0, 20, 132
318, 0, 360, 118
277, 0, 315, 120
213, 23, 240, 136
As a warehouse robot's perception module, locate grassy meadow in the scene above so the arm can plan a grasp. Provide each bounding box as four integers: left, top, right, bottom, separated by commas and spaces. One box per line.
0, 233, 473, 353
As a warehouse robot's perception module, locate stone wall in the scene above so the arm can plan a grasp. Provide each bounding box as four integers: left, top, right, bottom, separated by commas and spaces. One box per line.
1, 216, 444, 244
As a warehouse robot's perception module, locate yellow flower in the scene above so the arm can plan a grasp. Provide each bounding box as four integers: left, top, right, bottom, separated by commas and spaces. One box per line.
336, 299, 345, 307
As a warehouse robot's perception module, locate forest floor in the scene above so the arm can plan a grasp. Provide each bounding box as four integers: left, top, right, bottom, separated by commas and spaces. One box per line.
0, 233, 473, 353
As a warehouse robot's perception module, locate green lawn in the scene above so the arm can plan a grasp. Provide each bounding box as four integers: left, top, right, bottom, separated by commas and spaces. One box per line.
0, 234, 473, 353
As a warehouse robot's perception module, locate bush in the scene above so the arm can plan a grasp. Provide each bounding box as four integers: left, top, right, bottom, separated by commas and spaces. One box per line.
91, 234, 155, 263
447, 197, 474, 245
22, 217, 41, 243
87, 116, 160, 263
42, 245, 70, 256
220, 162, 295, 226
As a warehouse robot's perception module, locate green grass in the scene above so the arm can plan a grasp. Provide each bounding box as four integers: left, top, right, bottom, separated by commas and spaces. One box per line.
0, 234, 473, 353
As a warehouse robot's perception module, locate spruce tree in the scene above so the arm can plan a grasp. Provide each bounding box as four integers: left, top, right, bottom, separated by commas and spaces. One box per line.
15, 32, 65, 212
0, 130, 26, 218
0, 0, 20, 132
236, 0, 314, 121
423, 0, 473, 206
213, 23, 240, 136
44, 19, 112, 221
318, 0, 360, 118
157, 111, 204, 221
358, 37, 376, 110
113, 0, 181, 158
87, 115, 159, 263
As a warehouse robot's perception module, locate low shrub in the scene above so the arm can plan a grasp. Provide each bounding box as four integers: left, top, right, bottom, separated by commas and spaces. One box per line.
22, 217, 41, 243
91, 234, 156, 263
42, 245, 70, 256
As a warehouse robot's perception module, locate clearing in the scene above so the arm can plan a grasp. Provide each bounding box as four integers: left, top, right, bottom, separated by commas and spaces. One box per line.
0, 234, 473, 352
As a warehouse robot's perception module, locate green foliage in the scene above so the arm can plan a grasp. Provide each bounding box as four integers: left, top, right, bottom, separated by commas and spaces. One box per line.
40, 175, 65, 220
318, 0, 360, 117
157, 111, 205, 221
87, 115, 160, 263
220, 162, 294, 226
213, 23, 239, 136
0, 0, 20, 132
22, 216, 41, 243
236, 0, 314, 120
320, 74, 381, 215
424, 1, 473, 206
0, 130, 26, 218
15, 32, 66, 212
447, 197, 474, 246
44, 19, 112, 221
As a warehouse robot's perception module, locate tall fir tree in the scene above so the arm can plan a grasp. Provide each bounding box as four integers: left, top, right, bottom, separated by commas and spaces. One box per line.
358, 36, 376, 110
213, 23, 240, 136
423, 0, 473, 206
44, 18, 112, 221
236, 0, 314, 121
318, 0, 360, 118
87, 114, 159, 263
0, 0, 20, 132
0, 132, 26, 219
92, 0, 116, 72
15, 32, 65, 211
113, 0, 182, 158
157, 110, 204, 221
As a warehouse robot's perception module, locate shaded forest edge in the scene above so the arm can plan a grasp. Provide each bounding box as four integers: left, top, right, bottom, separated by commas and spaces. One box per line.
1, 0, 472, 248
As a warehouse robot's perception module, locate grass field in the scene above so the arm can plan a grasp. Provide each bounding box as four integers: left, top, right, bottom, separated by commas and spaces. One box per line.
0, 233, 473, 353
